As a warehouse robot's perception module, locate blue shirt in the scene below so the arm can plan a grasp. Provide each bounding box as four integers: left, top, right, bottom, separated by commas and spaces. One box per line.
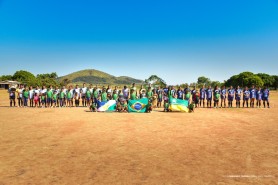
228, 89, 235, 97
243, 90, 250, 99
177, 90, 184, 99
250, 88, 256, 98
163, 88, 168, 94
262, 89, 269, 98
206, 89, 212, 98
235, 89, 242, 98
184, 88, 190, 94
200, 88, 206, 99
256, 90, 262, 100
221, 89, 226, 97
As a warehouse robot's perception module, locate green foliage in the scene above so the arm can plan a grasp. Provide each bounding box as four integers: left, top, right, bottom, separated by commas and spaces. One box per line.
60, 78, 71, 86
145, 75, 167, 88
197, 76, 211, 85
58, 69, 143, 85
179, 83, 189, 88
210, 81, 222, 88
13, 70, 37, 86
271, 75, 278, 89
225, 72, 264, 87
37, 72, 58, 79
256, 73, 275, 87
0, 75, 13, 81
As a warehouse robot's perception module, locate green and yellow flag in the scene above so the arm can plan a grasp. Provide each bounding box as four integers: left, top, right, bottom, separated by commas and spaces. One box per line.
169, 98, 189, 112
128, 98, 149, 113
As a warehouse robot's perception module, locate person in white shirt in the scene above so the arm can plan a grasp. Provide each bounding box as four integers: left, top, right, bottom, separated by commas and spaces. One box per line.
73, 85, 80, 107
122, 86, 129, 100
81, 83, 87, 107
29, 86, 35, 107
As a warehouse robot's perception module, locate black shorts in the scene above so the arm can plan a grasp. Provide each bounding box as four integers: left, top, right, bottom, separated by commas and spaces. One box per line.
10, 96, 15, 100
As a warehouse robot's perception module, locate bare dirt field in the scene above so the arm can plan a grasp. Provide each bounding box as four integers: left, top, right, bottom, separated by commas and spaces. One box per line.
0, 89, 277, 185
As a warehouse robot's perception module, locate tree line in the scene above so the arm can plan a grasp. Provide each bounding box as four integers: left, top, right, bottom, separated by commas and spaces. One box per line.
0, 70, 277, 89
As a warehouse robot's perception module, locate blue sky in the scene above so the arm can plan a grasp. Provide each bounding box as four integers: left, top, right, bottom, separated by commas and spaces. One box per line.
0, 0, 277, 84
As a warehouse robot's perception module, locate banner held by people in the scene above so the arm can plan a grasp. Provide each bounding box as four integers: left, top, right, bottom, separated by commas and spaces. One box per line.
169, 98, 189, 112
128, 98, 149, 113
97, 100, 117, 112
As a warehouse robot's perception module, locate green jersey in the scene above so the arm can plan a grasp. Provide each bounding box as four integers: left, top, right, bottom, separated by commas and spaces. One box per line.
59, 92, 65, 99
67, 91, 72, 99
147, 91, 153, 98
47, 90, 53, 98
130, 92, 137, 100
23, 90, 29, 98
53, 94, 57, 101
101, 92, 107, 102
93, 90, 98, 98
86, 90, 91, 98
113, 93, 118, 100
168, 90, 172, 98
41, 96, 45, 101
23, 91, 29, 98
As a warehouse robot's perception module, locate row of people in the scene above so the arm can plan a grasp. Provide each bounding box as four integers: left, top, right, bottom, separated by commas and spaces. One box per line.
8, 83, 270, 109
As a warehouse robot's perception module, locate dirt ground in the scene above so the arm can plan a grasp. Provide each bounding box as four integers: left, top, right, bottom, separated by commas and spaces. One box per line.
0, 90, 277, 185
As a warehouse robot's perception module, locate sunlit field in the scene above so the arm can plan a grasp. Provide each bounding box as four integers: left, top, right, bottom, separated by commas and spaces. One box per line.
0, 90, 277, 185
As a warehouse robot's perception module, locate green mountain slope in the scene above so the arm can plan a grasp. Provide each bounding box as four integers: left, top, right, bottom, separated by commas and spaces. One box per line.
57, 69, 143, 85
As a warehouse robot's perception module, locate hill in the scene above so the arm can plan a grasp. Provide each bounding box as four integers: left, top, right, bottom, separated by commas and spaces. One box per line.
57, 69, 144, 85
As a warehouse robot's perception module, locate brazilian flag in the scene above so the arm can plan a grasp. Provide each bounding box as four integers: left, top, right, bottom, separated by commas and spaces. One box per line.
169, 98, 189, 112
128, 98, 149, 113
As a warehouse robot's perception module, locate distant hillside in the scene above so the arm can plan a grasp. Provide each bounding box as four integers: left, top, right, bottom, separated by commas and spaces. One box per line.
57, 69, 144, 85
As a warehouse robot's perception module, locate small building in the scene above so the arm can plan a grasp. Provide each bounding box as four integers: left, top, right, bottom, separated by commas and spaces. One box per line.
0, 80, 21, 89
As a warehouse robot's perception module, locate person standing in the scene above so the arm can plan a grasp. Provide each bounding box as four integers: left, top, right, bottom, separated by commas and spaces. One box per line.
23, 86, 29, 107
122, 86, 129, 100
206, 86, 213, 108
213, 86, 220, 108
8, 85, 16, 107
262, 87, 270, 108
177, 86, 184, 100
220, 86, 227, 108
81, 83, 87, 107
256, 87, 262, 108
199, 85, 206, 108
235, 86, 242, 108
243, 86, 250, 108
249, 85, 256, 108
227, 86, 235, 108
29, 86, 35, 107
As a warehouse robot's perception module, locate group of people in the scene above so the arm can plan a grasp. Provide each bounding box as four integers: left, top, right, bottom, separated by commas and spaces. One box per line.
8, 83, 271, 110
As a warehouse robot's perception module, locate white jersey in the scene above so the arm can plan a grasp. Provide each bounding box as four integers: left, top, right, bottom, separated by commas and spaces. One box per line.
107, 88, 112, 94
123, 88, 129, 98
81, 87, 87, 95
74, 88, 81, 96
62, 89, 67, 94
34, 89, 40, 96
41, 88, 47, 94
29, 90, 34, 99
